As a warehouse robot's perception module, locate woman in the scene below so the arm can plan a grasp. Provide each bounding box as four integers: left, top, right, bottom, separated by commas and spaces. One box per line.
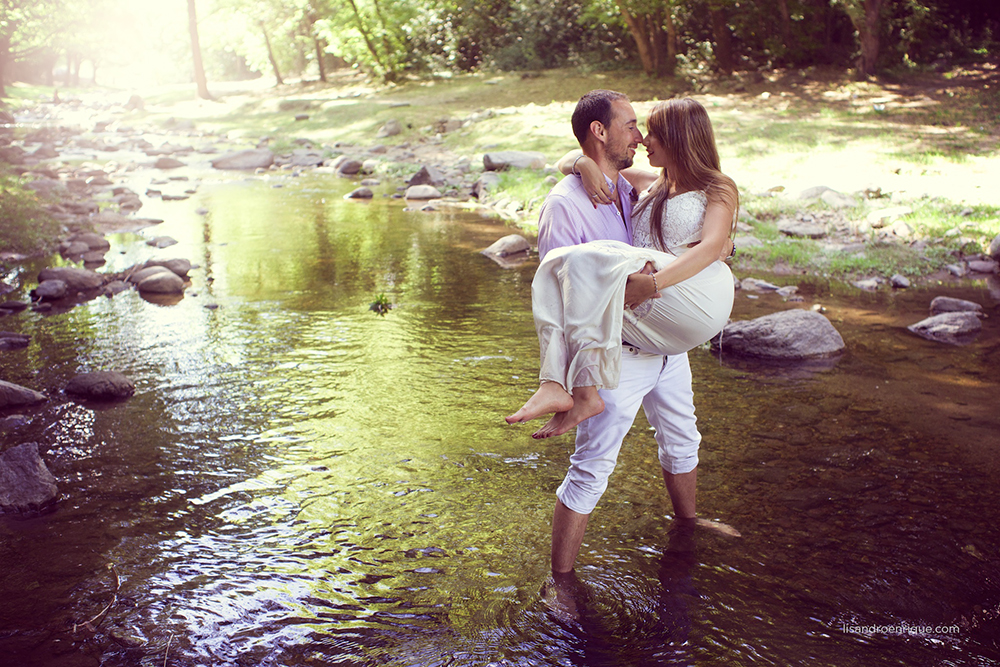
506, 98, 737, 439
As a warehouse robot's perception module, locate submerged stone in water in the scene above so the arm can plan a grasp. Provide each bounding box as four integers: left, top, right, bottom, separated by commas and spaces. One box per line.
65, 371, 135, 401
907, 311, 982, 345
0, 443, 58, 515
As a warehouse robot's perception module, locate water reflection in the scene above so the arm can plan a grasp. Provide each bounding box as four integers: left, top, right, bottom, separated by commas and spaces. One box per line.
1, 173, 999, 666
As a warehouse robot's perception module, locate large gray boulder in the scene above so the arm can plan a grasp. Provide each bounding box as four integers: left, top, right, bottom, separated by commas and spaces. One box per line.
0, 443, 58, 515
37, 267, 104, 293
211, 149, 275, 170
713, 309, 845, 359
907, 312, 982, 345
483, 151, 546, 171
0, 380, 47, 408
65, 371, 135, 401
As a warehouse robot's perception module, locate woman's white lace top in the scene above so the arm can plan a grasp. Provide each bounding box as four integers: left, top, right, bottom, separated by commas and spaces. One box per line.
632, 190, 707, 252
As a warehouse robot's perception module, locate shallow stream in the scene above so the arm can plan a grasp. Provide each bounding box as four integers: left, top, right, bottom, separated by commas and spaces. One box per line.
1, 172, 999, 666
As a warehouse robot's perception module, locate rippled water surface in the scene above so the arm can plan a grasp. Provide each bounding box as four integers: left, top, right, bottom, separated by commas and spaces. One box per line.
1, 173, 999, 667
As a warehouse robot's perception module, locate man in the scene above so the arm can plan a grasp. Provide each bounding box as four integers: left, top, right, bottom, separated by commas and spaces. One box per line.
535, 90, 726, 575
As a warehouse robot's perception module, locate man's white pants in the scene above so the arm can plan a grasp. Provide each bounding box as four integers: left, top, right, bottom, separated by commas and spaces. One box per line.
556, 348, 701, 515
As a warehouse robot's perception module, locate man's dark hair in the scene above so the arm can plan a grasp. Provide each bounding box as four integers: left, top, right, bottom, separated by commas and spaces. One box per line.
571, 90, 630, 146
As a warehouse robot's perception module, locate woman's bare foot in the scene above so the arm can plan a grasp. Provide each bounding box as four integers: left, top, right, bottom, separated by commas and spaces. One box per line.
532, 387, 604, 439
506, 381, 574, 425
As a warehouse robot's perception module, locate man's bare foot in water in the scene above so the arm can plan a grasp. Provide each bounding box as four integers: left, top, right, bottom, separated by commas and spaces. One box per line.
532, 386, 604, 439
506, 381, 574, 424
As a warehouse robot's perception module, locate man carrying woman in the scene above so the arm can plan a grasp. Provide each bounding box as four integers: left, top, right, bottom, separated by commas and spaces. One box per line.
507, 90, 737, 577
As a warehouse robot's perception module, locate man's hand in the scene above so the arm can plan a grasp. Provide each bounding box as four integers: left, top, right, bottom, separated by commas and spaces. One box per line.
624, 261, 660, 309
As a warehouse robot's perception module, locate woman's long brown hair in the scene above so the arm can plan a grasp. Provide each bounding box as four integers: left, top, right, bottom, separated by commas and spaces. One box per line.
633, 98, 738, 251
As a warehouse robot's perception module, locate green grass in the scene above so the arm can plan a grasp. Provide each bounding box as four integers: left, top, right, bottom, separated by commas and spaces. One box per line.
0, 172, 60, 256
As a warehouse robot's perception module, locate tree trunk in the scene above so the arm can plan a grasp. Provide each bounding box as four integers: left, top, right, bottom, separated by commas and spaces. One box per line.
860, 0, 882, 75
313, 35, 327, 82
187, 0, 212, 100
260, 22, 283, 85
709, 5, 735, 75
776, 0, 791, 43
344, 0, 388, 78
620, 7, 654, 76
0, 38, 8, 99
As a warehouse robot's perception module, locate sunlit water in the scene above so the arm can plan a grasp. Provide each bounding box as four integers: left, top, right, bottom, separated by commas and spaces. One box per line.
1, 171, 999, 667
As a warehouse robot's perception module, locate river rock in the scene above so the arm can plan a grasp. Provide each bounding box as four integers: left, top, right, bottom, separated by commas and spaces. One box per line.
60, 241, 91, 256
890, 274, 911, 288
482, 234, 530, 257
471, 172, 502, 199
34, 279, 68, 300
0, 443, 58, 515
483, 151, 546, 171
69, 232, 111, 251
126, 266, 169, 285
866, 206, 912, 228
146, 236, 178, 249
65, 370, 135, 401
0, 380, 47, 408
145, 258, 192, 278
37, 267, 104, 293
337, 159, 364, 175
376, 119, 402, 138
0, 332, 29, 350
797, 186, 835, 200
24, 178, 66, 198
778, 219, 826, 239
929, 296, 983, 315
988, 234, 1000, 260
907, 311, 982, 344
103, 280, 129, 297
155, 156, 185, 169
33, 144, 59, 159
408, 165, 446, 187
740, 277, 780, 291
137, 271, 185, 294
405, 185, 441, 199
968, 259, 998, 274
713, 309, 846, 359
346, 187, 374, 199
290, 149, 325, 167
211, 149, 275, 170
820, 190, 855, 209
0, 301, 28, 313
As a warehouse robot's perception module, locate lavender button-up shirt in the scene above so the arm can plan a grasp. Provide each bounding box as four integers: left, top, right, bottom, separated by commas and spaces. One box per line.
536, 173, 637, 261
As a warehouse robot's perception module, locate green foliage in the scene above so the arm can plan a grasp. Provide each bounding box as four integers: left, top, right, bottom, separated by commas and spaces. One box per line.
369, 292, 391, 315
0, 173, 59, 255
